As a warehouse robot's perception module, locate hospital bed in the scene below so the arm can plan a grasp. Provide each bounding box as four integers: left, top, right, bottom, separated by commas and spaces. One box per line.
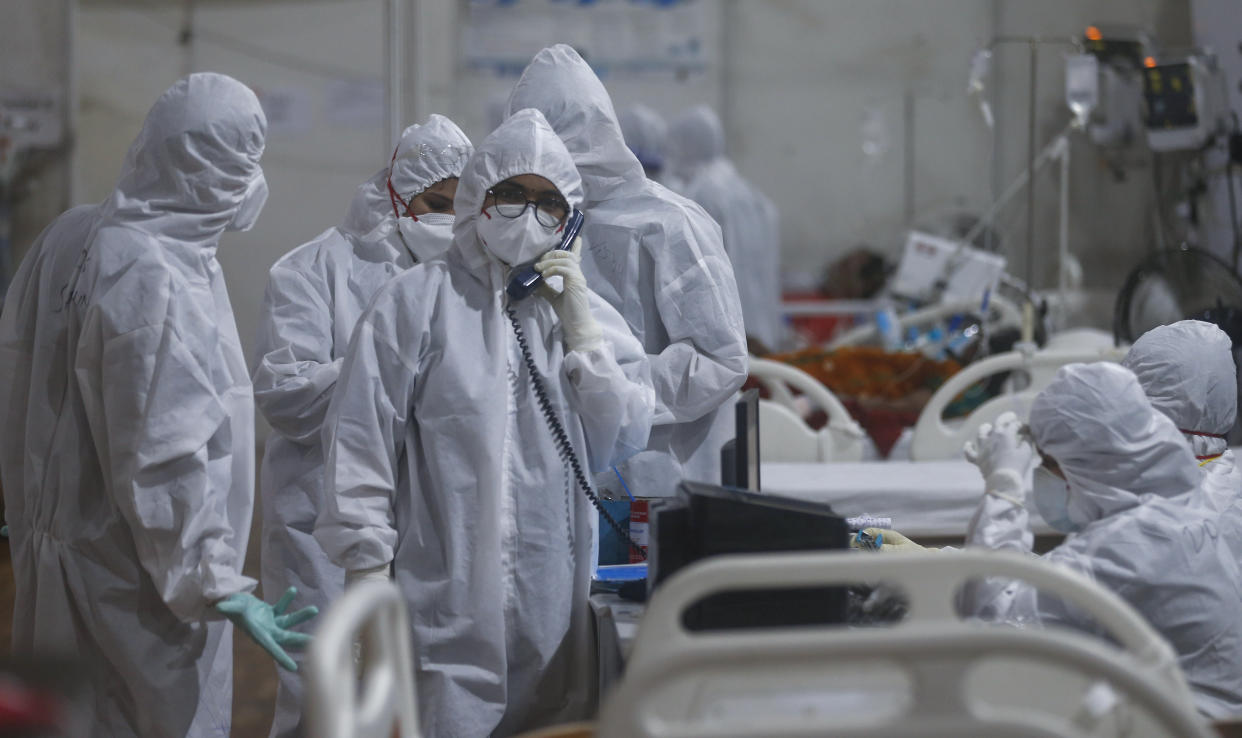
908, 341, 1126, 461
746, 357, 867, 463
306, 581, 420, 738
598, 550, 1210, 738
750, 340, 1122, 539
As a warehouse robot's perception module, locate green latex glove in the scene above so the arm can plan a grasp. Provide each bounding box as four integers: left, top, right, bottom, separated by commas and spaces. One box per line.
1, 525, 8, 538
216, 587, 318, 671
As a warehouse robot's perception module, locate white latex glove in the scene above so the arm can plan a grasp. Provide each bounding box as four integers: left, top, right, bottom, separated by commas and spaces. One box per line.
535, 237, 603, 353
963, 411, 1036, 505
345, 562, 391, 589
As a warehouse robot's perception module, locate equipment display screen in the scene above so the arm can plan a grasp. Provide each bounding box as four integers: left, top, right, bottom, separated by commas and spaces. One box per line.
1144, 62, 1198, 130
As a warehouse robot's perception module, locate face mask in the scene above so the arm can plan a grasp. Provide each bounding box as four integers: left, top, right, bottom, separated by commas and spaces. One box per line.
227, 172, 269, 232
395, 212, 455, 263
1032, 466, 1081, 534
475, 206, 561, 267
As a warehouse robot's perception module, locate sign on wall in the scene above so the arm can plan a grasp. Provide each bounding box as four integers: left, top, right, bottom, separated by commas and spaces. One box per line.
462, 0, 711, 81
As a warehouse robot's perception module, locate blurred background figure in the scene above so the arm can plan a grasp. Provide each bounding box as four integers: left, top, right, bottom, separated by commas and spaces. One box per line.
668, 105, 784, 352
618, 103, 669, 183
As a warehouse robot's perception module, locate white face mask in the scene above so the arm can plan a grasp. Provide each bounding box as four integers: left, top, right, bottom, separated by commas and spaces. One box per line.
396, 212, 455, 263
227, 172, 268, 232
475, 206, 561, 267
1031, 466, 1081, 534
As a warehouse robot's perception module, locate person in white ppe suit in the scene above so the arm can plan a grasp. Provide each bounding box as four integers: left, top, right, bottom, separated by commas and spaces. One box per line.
253, 114, 471, 738
0, 73, 315, 738
506, 45, 747, 500
315, 108, 655, 737
1122, 320, 1242, 515
667, 105, 783, 351
618, 103, 669, 182
962, 363, 1242, 717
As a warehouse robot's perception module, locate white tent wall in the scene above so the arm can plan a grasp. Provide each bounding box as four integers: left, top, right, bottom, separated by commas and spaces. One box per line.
2, 0, 74, 278
4, 0, 1198, 371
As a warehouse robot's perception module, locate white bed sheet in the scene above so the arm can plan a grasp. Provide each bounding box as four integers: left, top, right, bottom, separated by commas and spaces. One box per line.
761, 460, 1054, 537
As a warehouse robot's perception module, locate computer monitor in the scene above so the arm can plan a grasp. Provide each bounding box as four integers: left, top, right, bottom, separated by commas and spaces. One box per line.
649, 480, 850, 630
720, 389, 760, 490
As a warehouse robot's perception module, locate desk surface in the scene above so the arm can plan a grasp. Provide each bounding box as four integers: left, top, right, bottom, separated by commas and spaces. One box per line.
760, 460, 1054, 537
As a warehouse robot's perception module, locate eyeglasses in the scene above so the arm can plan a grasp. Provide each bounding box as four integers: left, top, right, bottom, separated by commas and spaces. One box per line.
486, 184, 569, 228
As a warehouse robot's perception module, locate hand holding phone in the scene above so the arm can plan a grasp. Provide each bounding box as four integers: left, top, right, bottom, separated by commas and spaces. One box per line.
506, 209, 585, 301
534, 236, 602, 353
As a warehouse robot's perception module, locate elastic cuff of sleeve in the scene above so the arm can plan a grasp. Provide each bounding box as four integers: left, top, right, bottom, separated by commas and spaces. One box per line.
346, 562, 392, 588
565, 327, 604, 354
985, 468, 1027, 508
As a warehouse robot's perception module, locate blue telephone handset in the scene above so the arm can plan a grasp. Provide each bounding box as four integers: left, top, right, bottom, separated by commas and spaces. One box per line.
506, 209, 585, 301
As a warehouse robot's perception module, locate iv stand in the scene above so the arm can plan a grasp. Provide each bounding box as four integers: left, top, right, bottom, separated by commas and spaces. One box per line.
979, 35, 1078, 341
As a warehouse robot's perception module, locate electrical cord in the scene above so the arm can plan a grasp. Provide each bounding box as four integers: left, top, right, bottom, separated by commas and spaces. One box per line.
506, 306, 647, 560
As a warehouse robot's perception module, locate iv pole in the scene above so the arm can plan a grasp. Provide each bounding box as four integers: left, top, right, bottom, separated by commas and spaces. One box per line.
976, 35, 1077, 341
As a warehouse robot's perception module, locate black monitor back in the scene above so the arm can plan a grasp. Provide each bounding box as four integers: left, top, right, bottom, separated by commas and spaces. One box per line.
650, 481, 851, 631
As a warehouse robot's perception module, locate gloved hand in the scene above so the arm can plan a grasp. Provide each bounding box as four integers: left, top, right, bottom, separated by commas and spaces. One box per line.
1, 525, 8, 538
535, 237, 603, 353
963, 411, 1036, 504
216, 587, 318, 672
866, 527, 928, 552
346, 562, 391, 589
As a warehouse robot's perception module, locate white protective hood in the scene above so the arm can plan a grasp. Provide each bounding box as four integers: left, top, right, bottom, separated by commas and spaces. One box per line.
341, 114, 473, 238
504, 44, 645, 205
1030, 362, 1201, 527
452, 106, 584, 277
1123, 320, 1237, 457
618, 103, 669, 173
667, 104, 726, 186
501, 44, 749, 497
103, 73, 266, 248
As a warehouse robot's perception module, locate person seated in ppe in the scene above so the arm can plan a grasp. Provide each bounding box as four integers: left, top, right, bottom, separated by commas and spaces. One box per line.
1121, 320, 1242, 516
0, 73, 315, 738
314, 108, 655, 737
506, 45, 747, 500
618, 103, 669, 182
667, 105, 784, 352
252, 114, 471, 738
961, 364, 1242, 718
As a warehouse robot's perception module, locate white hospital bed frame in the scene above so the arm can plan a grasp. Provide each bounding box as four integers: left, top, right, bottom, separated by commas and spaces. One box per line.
306, 581, 421, 738
601, 550, 1207, 738
747, 356, 867, 462
909, 343, 1126, 461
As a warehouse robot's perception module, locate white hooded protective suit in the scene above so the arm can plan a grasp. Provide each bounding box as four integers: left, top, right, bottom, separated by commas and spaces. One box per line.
0, 73, 264, 737
1122, 320, 1242, 515
667, 105, 783, 350
252, 114, 471, 738
315, 108, 655, 737
966, 362, 1242, 718
506, 45, 747, 498
618, 103, 669, 179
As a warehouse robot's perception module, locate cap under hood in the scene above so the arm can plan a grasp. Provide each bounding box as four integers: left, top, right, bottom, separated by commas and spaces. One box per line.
104, 72, 266, 246
451, 108, 583, 277
504, 44, 644, 203
1122, 320, 1237, 455
1030, 362, 1200, 528
342, 114, 473, 238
